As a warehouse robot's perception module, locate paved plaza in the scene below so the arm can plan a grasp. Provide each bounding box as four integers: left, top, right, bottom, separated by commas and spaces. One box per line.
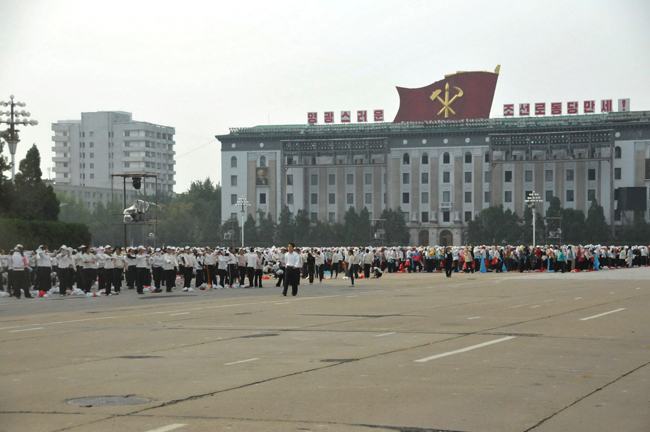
0, 268, 648, 432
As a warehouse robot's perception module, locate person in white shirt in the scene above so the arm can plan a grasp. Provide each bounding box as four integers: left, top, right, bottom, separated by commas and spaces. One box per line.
12, 245, 32, 299
274, 247, 287, 287
57, 246, 75, 296
135, 246, 149, 294
362, 248, 374, 278
331, 249, 342, 278
315, 250, 325, 282
112, 247, 126, 294
217, 249, 229, 287
37, 245, 54, 292
203, 247, 217, 287
81, 246, 96, 293
151, 248, 164, 292
96, 246, 108, 293
254, 250, 264, 287
246, 249, 257, 287
181, 247, 196, 288
162, 247, 177, 292
283, 243, 300, 296
102, 246, 115, 295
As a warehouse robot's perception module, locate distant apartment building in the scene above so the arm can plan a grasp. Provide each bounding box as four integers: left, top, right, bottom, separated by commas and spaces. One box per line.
50, 111, 176, 209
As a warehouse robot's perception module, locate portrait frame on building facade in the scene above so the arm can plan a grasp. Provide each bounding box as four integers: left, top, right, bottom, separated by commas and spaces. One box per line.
256, 167, 269, 186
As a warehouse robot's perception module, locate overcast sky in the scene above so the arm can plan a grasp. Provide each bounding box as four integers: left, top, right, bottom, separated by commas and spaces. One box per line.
1, 0, 649, 192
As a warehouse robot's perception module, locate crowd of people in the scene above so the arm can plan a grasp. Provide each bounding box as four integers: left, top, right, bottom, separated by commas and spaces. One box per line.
1, 243, 648, 299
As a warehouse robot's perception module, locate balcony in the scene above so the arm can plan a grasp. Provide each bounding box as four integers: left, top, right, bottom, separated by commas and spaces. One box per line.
52, 135, 70, 142
53, 176, 71, 184
439, 202, 453, 210
52, 167, 71, 173
51, 145, 69, 153
52, 156, 70, 163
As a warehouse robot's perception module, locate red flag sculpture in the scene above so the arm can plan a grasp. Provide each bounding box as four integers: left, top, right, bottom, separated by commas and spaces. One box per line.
393, 66, 500, 123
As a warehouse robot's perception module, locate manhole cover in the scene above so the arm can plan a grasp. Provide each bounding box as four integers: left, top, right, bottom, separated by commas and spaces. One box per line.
66, 396, 151, 407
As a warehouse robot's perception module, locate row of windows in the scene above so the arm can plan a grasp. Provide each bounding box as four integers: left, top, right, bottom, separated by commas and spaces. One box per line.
402, 152, 476, 165
507, 168, 601, 183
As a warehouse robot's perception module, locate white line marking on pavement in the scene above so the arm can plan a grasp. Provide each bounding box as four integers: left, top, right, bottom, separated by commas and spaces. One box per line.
580, 308, 626, 321
224, 358, 260, 366
144, 424, 187, 432
415, 336, 516, 363
347, 295, 358, 297
508, 304, 528, 309
467, 317, 481, 320
169, 312, 189, 316
574, 297, 582, 300
9, 327, 43, 333
374, 332, 396, 337
274, 302, 290, 305
530, 305, 540, 308
609, 292, 615, 294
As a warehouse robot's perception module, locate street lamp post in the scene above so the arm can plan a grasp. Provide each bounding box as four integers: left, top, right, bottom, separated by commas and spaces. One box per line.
0, 95, 38, 179
525, 191, 543, 248
236, 196, 250, 248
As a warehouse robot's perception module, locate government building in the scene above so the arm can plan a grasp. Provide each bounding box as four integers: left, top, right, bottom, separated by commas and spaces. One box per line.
217, 70, 650, 246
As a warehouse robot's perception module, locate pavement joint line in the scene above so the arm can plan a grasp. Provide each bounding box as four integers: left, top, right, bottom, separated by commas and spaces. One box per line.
467, 317, 481, 320
414, 336, 517, 363
374, 332, 396, 337
530, 305, 540, 308
522, 360, 650, 432
579, 308, 626, 321
169, 313, 189, 316
224, 357, 260, 366
9, 327, 43, 333
144, 424, 187, 432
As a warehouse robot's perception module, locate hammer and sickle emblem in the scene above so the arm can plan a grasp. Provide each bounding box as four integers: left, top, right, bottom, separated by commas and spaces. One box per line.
430, 83, 464, 118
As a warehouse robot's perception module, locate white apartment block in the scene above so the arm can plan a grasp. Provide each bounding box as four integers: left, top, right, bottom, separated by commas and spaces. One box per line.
51, 111, 176, 209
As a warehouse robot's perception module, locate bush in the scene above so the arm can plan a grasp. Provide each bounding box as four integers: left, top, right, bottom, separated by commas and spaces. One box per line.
0, 218, 91, 251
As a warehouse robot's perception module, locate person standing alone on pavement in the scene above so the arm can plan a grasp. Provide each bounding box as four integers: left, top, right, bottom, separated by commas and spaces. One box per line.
283, 243, 300, 296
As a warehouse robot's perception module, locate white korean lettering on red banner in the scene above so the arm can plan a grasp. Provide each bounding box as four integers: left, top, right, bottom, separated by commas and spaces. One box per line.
307, 112, 317, 124
584, 100, 595, 114
357, 110, 367, 122
324, 112, 334, 123
341, 111, 351, 123
503, 104, 514, 117
567, 101, 578, 114
374, 109, 384, 122
551, 102, 562, 115
601, 100, 613, 112
519, 103, 530, 116
535, 103, 546, 116
618, 99, 630, 112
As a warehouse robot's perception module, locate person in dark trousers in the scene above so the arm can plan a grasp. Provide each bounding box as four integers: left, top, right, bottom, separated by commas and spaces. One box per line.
275, 247, 287, 287
11, 245, 32, 299
113, 247, 126, 294
126, 248, 137, 289
283, 243, 300, 296
444, 247, 453, 278
306, 250, 315, 284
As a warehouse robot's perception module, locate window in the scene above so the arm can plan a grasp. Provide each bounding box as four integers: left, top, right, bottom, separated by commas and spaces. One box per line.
311, 212, 318, 222
259, 156, 267, 167
259, 193, 267, 204
89, 142, 94, 148
422, 153, 429, 164
123, 131, 129, 137
363, 173, 371, 185
525, 190, 532, 200
231, 194, 237, 205
403, 153, 410, 165
615, 167, 621, 180
566, 190, 574, 202
465, 211, 472, 223
485, 171, 491, 183
89, 163, 94, 169
525, 170, 533, 182
421, 192, 429, 204
443, 171, 450, 183
443, 211, 450, 222
505, 191, 512, 202
89, 153, 94, 158
465, 152, 472, 164
443, 191, 451, 202
505, 170, 512, 182
615, 146, 622, 159
545, 170, 553, 182
402, 193, 410, 204
90, 173, 94, 179
328, 212, 335, 222
588, 169, 596, 181
566, 169, 575, 182
230, 156, 237, 168
89, 131, 93, 137
347, 193, 354, 204
422, 212, 429, 223
329, 174, 335, 185
465, 191, 472, 203
545, 190, 553, 202
231, 175, 237, 186
588, 189, 596, 201
287, 193, 294, 204
329, 193, 335, 204
311, 193, 318, 204
311, 174, 318, 185
442, 152, 450, 164
403, 173, 410, 184
485, 152, 490, 162
422, 172, 429, 184
347, 174, 354, 185
465, 172, 472, 183
365, 193, 372, 205
287, 174, 293, 185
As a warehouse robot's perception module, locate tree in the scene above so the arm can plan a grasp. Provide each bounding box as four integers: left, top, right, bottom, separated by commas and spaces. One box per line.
257, 211, 277, 246
294, 209, 310, 245
243, 213, 259, 246
9, 144, 60, 221
561, 208, 586, 244
0, 137, 12, 217
380, 208, 410, 246
277, 205, 295, 246
467, 205, 522, 245
584, 200, 610, 244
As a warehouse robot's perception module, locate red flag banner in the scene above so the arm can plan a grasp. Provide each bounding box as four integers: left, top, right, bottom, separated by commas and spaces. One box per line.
393, 66, 500, 123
